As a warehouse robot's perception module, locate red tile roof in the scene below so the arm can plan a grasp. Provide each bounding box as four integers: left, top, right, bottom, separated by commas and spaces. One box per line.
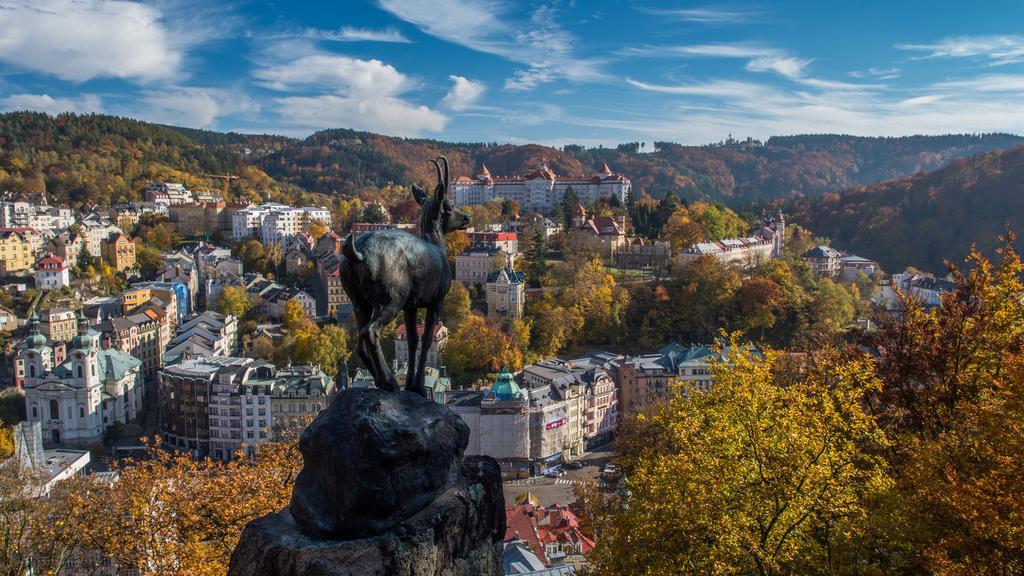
503, 504, 595, 566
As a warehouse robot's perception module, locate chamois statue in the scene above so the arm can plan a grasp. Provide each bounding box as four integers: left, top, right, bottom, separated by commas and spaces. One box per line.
340, 156, 470, 396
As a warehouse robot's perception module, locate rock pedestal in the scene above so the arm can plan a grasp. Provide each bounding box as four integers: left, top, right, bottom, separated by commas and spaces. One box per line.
228, 389, 505, 576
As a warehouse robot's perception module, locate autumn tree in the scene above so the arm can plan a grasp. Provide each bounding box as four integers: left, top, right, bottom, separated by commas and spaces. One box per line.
62, 440, 301, 576
0, 460, 80, 575
442, 281, 471, 332
291, 324, 350, 376
446, 230, 471, 267
592, 343, 891, 575
282, 299, 310, 333
445, 314, 523, 386
661, 207, 704, 253
214, 286, 253, 319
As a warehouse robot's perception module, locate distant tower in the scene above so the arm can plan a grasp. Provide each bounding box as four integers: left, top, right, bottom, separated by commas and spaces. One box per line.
572, 204, 587, 229
774, 209, 785, 258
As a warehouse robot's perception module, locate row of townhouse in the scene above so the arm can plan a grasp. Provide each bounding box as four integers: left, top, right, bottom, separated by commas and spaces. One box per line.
158, 356, 333, 460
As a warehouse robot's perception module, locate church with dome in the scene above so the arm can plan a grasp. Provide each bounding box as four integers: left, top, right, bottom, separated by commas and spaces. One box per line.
452, 162, 631, 212
22, 311, 144, 446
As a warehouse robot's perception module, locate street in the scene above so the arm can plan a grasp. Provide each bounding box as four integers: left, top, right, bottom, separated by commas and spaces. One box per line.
502, 446, 615, 507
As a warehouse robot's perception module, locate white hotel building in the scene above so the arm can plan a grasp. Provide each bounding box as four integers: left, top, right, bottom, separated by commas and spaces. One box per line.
231, 203, 332, 247
453, 163, 631, 212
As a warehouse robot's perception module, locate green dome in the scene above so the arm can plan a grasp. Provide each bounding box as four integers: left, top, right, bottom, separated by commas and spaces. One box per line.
26, 313, 47, 349
489, 370, 524, 401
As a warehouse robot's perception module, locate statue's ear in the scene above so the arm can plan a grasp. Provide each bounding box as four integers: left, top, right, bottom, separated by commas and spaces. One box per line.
435, 156, 449, 202
412, 185, 427, 206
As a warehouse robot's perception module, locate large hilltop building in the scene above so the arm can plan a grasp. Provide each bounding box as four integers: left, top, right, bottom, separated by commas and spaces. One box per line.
453, 163, 631, 212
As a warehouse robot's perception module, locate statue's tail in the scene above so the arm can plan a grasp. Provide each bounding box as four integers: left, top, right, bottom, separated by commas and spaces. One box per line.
341, 234, 363, 262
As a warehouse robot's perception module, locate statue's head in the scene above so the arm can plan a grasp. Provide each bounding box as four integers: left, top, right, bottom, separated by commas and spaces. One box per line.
413, 156, 471, 234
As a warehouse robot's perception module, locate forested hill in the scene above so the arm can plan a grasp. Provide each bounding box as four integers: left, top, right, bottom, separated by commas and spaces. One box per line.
261, 129, 1024, 203
0, 111, 1021, 209
0, 112, 311, 207
789, 144, 1024, 273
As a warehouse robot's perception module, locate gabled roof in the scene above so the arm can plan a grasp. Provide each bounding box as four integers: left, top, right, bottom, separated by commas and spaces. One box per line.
801, 245, 843, 259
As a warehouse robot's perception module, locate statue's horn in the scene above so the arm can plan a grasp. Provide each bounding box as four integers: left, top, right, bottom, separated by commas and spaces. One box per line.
439, 156, 449, 187
430, 158, 442, 186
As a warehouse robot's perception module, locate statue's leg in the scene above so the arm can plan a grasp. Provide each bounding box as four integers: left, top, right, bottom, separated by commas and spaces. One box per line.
350, 299, 381, 385
411, 306, 438, 398
366, 302, 402, 391
403, 307, 419, 392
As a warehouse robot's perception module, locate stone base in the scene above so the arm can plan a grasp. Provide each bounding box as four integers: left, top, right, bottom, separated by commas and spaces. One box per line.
228, 456, 505, 576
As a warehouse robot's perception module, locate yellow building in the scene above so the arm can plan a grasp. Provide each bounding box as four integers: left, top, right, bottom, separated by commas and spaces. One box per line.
103, 233, 136, 272
120, 287, 153, 314
0, 228, 41, 274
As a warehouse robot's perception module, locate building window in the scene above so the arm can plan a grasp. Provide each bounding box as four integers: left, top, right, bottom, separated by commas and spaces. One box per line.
31, 405, 38, 418
79, 405, 85, 418
29, 365, 35, 378
49, 399, 59, 420
76, 365, 83, 378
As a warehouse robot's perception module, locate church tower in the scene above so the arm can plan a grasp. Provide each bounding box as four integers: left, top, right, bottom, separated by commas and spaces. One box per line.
773, 209, 785, 258
23, 312, 48, 383
70, 311, 100, 388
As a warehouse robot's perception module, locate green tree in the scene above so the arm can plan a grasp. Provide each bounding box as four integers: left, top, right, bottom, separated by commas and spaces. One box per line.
528, 228, 548, 288
561, 186, 580, 230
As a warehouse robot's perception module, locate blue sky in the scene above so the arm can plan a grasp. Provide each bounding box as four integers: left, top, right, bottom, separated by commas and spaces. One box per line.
1, 0, 1023, 145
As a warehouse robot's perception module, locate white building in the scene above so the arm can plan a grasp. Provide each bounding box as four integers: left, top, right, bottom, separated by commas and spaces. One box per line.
452, 163, 630, 212
678, 212, 785, 270
486, 260, 526, 321
79, 219, 123, 258
163, 311, 239, 364
231, 203, 332, 247
22, 312, 144, 446
145, 182, 194, 205
394, 322, 449, 369
34, 254, 71, 290
0, 194, 73, 237
208, 362, 274, 460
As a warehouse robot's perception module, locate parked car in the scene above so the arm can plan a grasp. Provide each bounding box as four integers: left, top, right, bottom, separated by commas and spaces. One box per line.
565, 461, 584, 470
601, 464, 620, 481
543, 465, 564, 478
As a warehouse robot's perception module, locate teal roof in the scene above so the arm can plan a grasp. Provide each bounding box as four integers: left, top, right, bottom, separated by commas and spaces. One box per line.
488, 370, 524, 401
98, 348, 143, 380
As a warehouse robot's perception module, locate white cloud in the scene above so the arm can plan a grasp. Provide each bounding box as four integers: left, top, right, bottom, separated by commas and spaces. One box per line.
608, 69, 1024, 145
624, 43, 774, 58
896, 35, 1024, 66
635, 6, 760, 24
378, 0, 605, 90
442, 76, 485, 111
307, 26, 410, 43
0, 93, 103, 115
626, 42, 878, 91
746, 55, 809, 79
274, 95, 447, 137
0, 0, 186, 82
932, 74, 1024, 92
254, 54, 411, 94
137, 88, 258, 128
254, 51, 447, 136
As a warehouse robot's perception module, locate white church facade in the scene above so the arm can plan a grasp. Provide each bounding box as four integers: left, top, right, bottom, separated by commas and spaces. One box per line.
22, 311, 144, 446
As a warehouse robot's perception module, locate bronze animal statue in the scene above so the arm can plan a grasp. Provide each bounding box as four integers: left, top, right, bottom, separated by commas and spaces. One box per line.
340, 156, 470, 396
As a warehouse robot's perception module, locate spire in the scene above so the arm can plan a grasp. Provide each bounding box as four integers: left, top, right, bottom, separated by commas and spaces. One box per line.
480, 163, 491, 176
600, 162, 613, 175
